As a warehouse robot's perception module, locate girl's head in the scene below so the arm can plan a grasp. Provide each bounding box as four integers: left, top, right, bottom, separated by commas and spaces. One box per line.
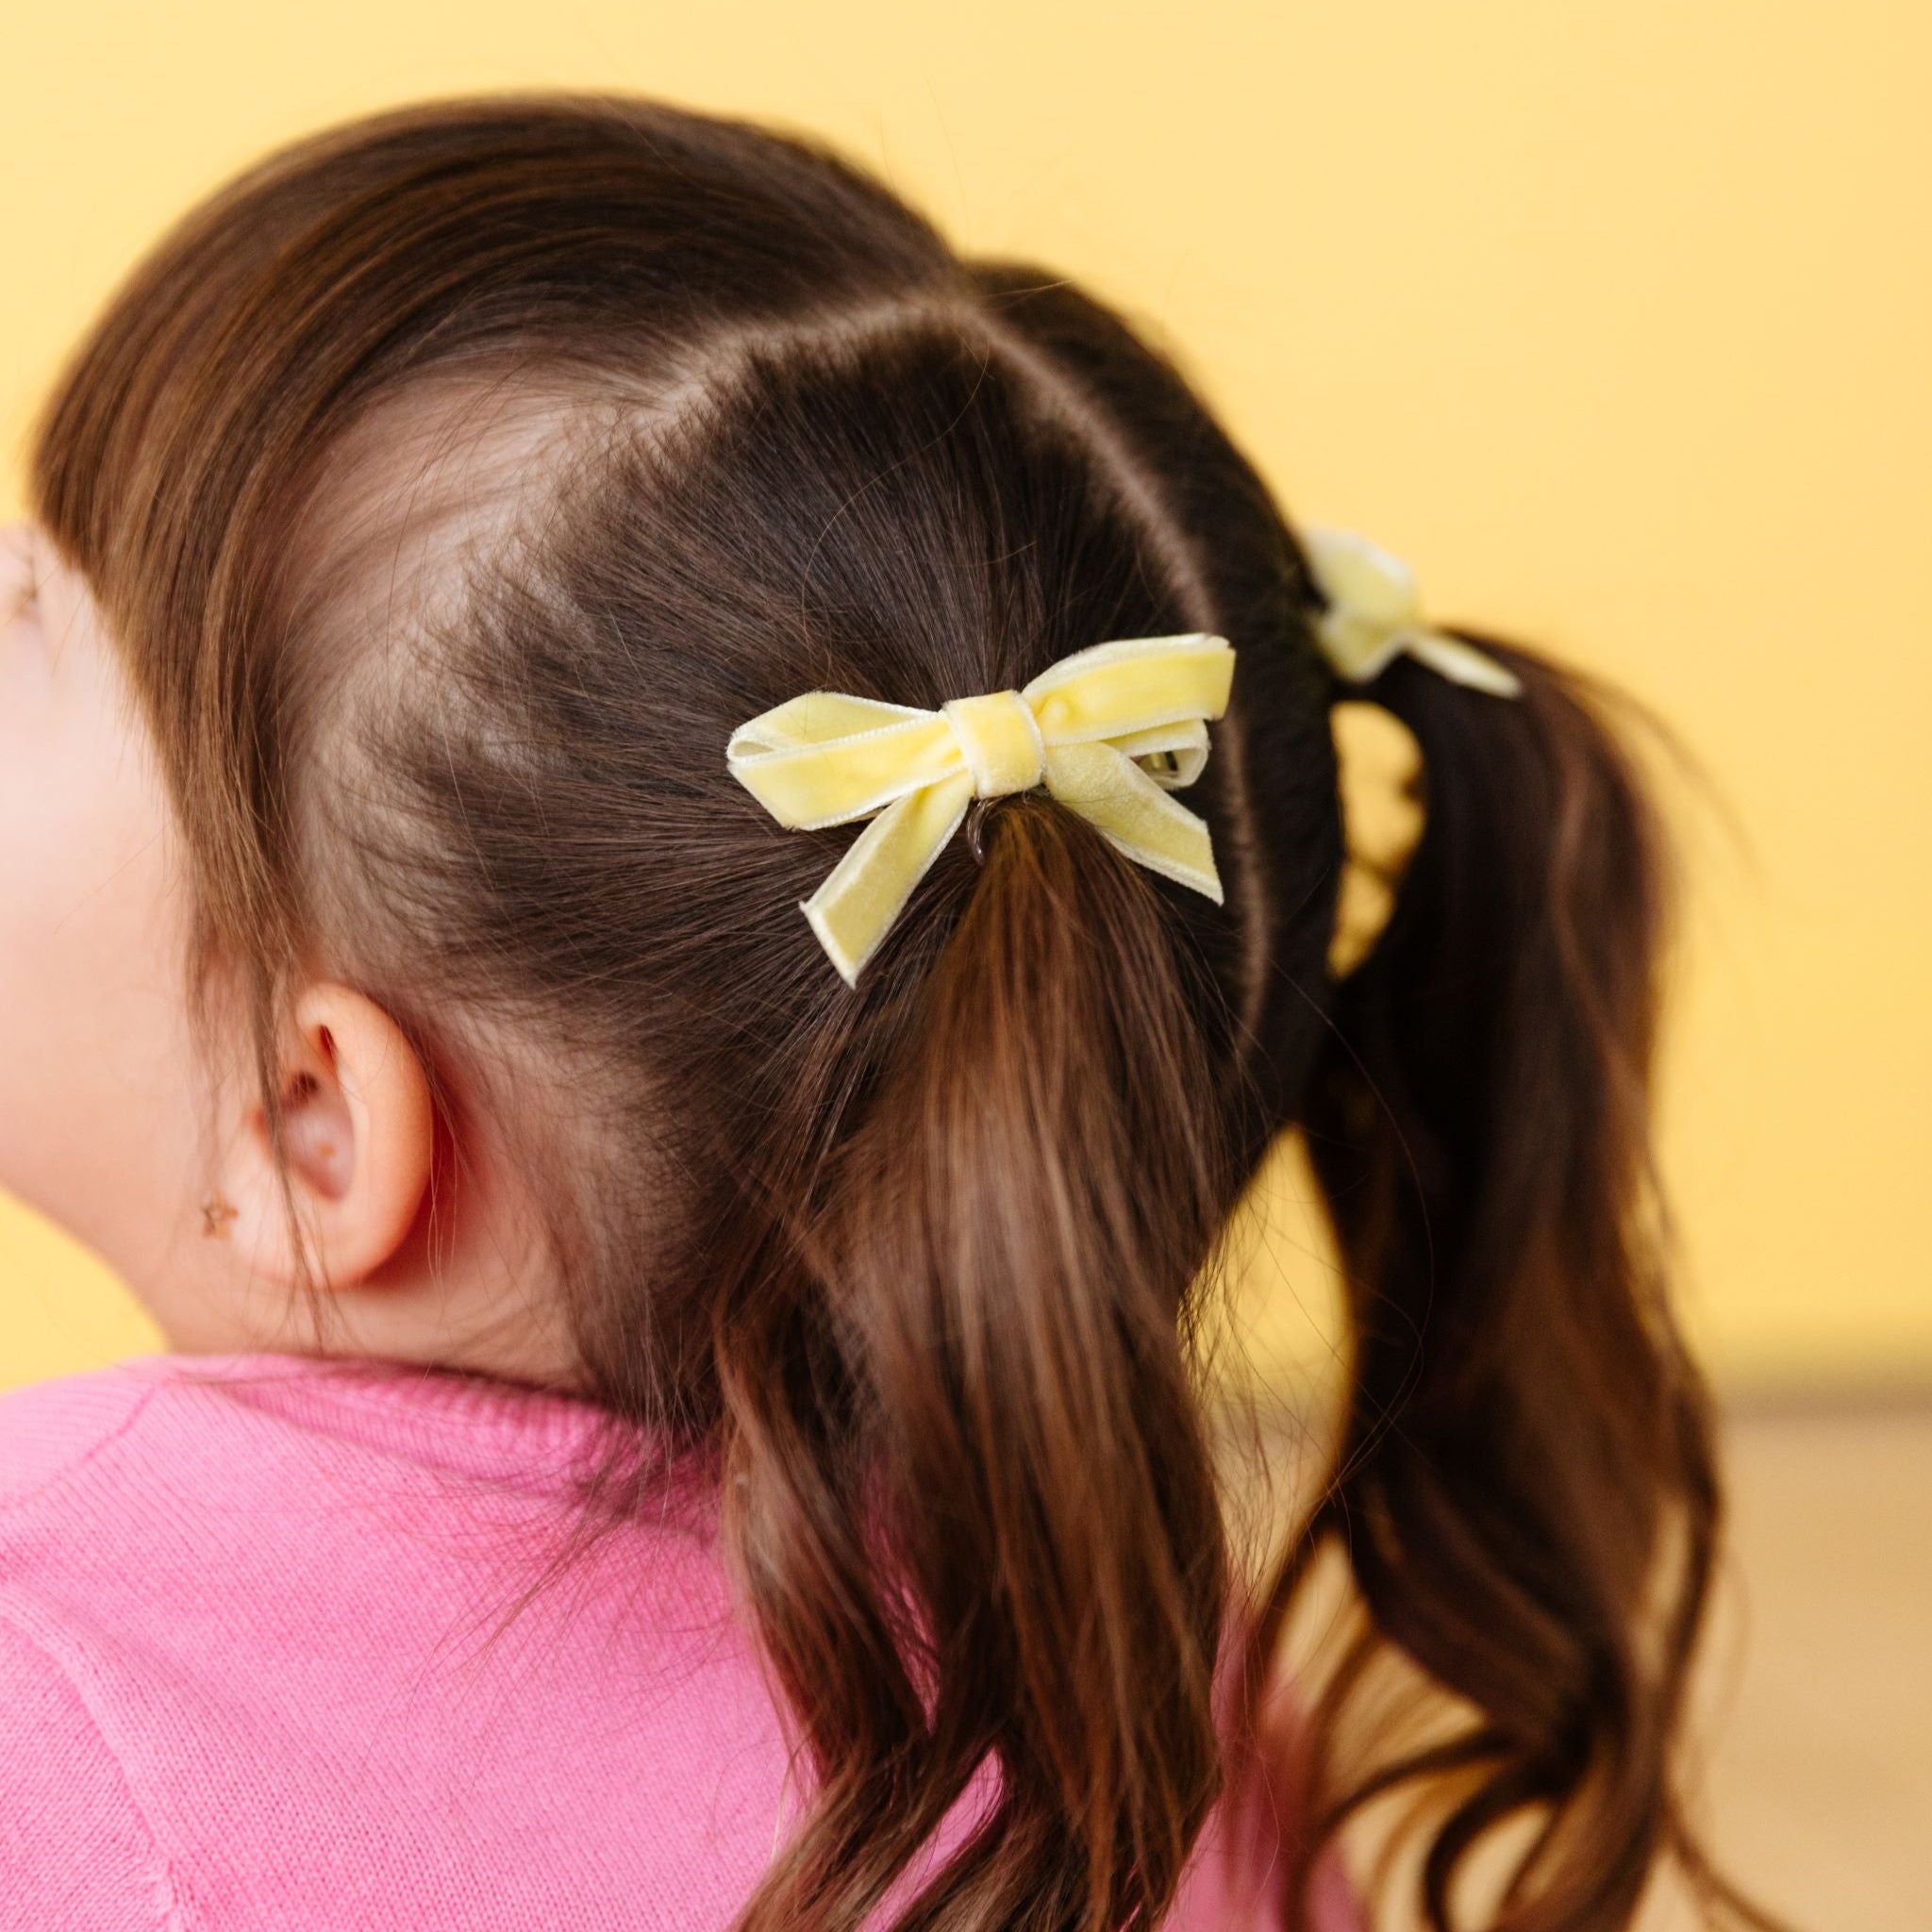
4, 92, 1751, 1932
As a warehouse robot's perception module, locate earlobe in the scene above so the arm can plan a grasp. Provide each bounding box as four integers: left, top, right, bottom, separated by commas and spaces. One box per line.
220, 983, 434, 1291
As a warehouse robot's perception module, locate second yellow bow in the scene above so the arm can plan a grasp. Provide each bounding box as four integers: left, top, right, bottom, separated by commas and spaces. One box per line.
725, 633, 1237, 987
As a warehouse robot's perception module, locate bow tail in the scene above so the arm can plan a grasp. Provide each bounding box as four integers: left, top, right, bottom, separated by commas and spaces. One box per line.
1400, 628, 1525, 698
1041, 742, 1225, 905
800, 772, 975, 987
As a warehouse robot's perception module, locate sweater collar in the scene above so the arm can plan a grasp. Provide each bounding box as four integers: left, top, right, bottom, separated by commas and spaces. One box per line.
116, 1350, 699, 1500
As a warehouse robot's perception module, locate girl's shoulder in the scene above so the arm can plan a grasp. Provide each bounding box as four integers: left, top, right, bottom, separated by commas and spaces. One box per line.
0, 1359, 193, 1927
0, 1606, 176, 1929
0, 1352, 785, 1929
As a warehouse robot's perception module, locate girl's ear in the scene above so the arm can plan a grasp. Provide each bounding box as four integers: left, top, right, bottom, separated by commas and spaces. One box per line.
221, 983, 433, 1291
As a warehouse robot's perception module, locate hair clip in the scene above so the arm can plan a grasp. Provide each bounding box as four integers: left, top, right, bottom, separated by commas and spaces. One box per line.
726, 633, 1236, 987
1301, 525, 1523, 698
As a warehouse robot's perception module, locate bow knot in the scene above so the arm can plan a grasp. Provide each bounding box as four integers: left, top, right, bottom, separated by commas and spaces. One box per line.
941, 690, 1046, 797
727, 633, 1236, 987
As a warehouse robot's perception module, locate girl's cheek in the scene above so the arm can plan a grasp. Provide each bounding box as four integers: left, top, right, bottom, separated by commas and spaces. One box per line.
0, 673, 200, 1271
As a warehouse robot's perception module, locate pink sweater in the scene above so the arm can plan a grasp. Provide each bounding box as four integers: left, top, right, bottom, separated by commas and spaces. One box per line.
0, 1352, 1357, 1929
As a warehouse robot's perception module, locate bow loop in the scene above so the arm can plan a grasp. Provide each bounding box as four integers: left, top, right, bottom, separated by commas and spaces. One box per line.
726, 632, 1235, 986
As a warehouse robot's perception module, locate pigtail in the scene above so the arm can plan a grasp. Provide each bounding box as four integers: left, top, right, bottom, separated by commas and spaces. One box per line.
724, 793, 1249, 1932
958, 258, 1767, 1927
1273, 639, 1775, 1931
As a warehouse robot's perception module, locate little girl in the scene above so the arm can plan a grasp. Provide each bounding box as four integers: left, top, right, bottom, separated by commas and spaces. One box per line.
0, 92, 1766, 1932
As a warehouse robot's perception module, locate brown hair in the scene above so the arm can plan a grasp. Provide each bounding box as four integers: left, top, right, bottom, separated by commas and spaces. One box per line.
25, 92, 1772, 1932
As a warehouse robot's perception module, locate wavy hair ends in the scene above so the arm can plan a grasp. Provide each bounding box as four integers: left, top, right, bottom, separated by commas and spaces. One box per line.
722, 799, 1245, 1930
25, 90, 1772, 1932
1276, 647, 1783, 1932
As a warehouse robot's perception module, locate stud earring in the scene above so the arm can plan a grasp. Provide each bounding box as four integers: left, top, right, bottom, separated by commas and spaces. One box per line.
199, 1192, 239, 1239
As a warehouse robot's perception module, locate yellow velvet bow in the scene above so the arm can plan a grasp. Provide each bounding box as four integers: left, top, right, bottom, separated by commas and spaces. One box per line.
1301, 525, 1523, 698
726, 633, 1237, 987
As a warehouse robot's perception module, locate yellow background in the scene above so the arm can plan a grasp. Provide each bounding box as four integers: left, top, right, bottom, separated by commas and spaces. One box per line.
3, 2, 1926, 1395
